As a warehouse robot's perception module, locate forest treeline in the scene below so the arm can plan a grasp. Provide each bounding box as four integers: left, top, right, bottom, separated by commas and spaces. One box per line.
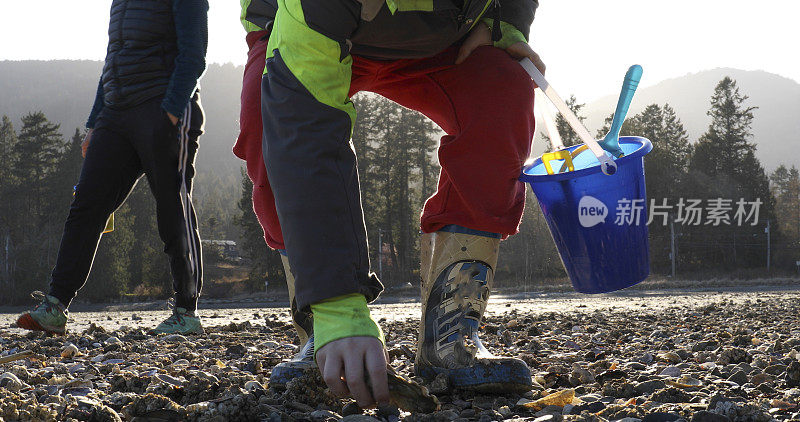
1, 76, 798, 304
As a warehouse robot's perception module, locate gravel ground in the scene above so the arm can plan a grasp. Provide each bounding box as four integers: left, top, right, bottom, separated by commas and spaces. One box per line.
2, 287, 800, 422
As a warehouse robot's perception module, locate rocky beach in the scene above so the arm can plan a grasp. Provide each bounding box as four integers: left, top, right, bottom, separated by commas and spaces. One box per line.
2, 287, 800, 422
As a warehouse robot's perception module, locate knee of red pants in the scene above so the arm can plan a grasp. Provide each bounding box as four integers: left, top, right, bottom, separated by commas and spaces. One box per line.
420, 47, 536, 236
252, 184, 285, 250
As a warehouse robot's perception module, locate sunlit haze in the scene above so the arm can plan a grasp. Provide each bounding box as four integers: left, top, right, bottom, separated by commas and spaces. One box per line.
0, 0, 797, 101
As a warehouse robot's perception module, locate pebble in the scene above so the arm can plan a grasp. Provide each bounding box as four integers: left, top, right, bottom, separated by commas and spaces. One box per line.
61, 343, 80, 358
660, 366, 682, 377
2, 295, 800, 421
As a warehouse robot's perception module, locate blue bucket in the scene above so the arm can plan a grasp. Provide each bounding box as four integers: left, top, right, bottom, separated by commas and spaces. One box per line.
519, 136, 653, 293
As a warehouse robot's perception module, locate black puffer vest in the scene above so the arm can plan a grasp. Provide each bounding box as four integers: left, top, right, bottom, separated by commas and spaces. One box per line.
101, 0, 178, 109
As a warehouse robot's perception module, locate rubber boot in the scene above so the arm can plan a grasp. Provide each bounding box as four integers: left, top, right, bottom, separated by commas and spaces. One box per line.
269, 253, 317, 388
415, 229, 532, 393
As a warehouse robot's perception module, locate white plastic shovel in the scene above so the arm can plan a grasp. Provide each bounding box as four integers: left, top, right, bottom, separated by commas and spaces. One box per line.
519, 58, 618, 175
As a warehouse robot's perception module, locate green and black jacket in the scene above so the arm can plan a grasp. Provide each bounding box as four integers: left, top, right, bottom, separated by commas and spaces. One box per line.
246, 0, 538, 311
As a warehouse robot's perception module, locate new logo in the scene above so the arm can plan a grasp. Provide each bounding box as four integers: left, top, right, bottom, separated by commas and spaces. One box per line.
578, 196, 608, 228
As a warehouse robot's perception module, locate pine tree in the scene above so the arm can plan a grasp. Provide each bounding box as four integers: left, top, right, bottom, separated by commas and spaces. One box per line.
683, 77, 775, 270
543, 95, 586, 148
7, 112, 65, 297
235, 168, 284, 289
0, 116, 17, 292
771, 165, 800, 244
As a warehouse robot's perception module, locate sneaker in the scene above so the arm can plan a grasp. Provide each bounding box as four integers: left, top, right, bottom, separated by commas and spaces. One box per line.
269, 335, 317, 388
16, 291, 68, 335
151, 306, 203, 335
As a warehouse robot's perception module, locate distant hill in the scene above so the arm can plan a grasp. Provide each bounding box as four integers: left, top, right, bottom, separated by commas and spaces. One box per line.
0, 60, 244, 180
582, 68, 800, 171
2, 61, 798, 189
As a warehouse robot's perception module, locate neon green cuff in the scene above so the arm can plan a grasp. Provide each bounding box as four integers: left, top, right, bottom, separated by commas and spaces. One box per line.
481, 19, 528, 50
311, 293, 384, 357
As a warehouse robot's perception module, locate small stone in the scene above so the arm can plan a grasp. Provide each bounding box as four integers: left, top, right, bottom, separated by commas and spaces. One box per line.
635, 379, 666, 395
786, 361, 800, 387
245, 380, 265, 392
595, 369, 627, 384
311, 410, 341, 421
156, 373, 184, 387
432, 410, 460, 421
341, 402, 362, 417
0, 372, 24, 392
570, 401, 605, 414
498, 406, 512, 418
660, 366, 682, 377
533, 414, 562, 422
651, 387, 691, 403
61, 343, 81, 358
690, 411, 731, 422
163, 334, 188, 343
460, 409, 477, 418
716, 348, 748, 365
750, 372, 773, 385
764, 364, 786, 376
726, 370, 747, 385
642, 412, 680, 422
659, 352, 682, 364
427, 372, 450, 394
105, 336, 121, 345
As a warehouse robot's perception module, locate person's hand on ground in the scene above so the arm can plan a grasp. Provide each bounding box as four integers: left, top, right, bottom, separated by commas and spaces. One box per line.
81, 129, 94, 158
455, 23, 492, 64
316, 336, 390, 408
505, 41, 546, 75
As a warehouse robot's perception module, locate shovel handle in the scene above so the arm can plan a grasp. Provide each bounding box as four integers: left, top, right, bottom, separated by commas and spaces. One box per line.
520, 58, 617, 176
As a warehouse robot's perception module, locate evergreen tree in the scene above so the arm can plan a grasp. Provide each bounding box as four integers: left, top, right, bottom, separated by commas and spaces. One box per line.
0, 116, 17, 292
13, 112, 63, 218
235, 169, 284, 289
771, 165, 800, 244
543, 95, 586, 148
7, 113, 65, 297
682, 77, 775, 271
0, 116, 16, 184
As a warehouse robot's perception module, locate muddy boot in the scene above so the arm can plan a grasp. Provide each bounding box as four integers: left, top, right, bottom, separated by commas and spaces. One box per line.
269, 253, 317, 388
415, 227, 532, 393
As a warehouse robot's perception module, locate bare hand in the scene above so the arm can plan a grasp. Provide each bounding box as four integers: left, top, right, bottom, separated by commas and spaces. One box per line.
167, 112, 179, 126
316, 336, 389, 408
455, 23, 492, 64
81, 129, 94, 158
505, 41, 546, 76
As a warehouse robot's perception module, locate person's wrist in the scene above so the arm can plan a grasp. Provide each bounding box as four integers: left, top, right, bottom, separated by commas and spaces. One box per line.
311, 293, 384, 357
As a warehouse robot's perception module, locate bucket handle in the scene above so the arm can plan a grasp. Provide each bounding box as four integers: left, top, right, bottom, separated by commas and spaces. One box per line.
520, 58, 618, 176
541, 150, 575, 175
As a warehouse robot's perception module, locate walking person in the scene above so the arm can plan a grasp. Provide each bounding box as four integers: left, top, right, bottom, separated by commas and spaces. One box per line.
16, 0, 209, 336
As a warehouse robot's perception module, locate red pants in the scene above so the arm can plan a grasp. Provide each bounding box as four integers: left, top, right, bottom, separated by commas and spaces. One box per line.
235, 31, 536, 250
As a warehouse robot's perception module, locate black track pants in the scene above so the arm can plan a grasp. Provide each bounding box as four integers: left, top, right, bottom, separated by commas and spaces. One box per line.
49, 95, 204, 310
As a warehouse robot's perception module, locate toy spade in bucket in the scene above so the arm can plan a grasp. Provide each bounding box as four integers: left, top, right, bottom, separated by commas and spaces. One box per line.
519, 60, 652, 293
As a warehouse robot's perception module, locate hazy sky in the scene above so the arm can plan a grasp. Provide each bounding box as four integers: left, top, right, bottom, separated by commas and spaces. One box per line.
0, 0, 797, 101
